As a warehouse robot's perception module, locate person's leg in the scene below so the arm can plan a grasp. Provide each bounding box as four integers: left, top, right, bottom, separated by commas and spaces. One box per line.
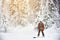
42, 31, 44, 37
37, 30, 40, 37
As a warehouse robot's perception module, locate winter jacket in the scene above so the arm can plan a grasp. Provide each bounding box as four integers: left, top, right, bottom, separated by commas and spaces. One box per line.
38, 21, 44, 31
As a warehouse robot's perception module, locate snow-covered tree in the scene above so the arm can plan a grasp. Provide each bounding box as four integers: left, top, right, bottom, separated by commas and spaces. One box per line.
0, 0, 60, 32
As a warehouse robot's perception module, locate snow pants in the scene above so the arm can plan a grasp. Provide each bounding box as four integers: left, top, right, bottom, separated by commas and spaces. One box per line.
37, 29, 44, 37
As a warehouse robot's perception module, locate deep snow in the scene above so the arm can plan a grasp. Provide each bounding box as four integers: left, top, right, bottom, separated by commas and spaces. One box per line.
0, 24, 60, 40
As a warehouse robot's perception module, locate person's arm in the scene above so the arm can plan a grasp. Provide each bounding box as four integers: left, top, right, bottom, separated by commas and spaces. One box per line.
42, 23, 44, 31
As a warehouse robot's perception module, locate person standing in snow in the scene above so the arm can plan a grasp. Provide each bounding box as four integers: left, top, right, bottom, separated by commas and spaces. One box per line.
37, 21, 44, 37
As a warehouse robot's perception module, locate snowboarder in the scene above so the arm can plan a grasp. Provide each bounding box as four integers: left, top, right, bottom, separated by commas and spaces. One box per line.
37, 21, 44, 37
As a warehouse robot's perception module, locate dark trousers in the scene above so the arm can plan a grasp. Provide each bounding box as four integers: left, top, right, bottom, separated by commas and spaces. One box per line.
37, 29, 44, 37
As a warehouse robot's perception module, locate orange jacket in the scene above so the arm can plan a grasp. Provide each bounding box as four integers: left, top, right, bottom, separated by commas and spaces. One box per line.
38, 22, 44, 31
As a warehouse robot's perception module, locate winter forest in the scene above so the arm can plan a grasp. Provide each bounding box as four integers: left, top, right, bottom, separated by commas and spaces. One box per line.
0, 0, 60, 40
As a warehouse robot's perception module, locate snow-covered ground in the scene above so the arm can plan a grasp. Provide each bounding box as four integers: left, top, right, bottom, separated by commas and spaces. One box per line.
0, 24, 60, 40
